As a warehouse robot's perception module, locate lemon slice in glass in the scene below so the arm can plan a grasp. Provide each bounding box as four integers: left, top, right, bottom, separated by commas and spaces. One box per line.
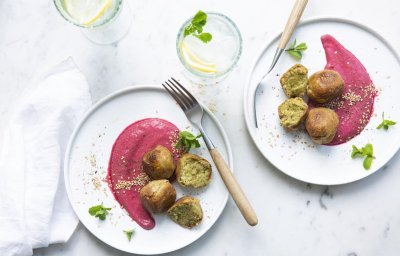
181, 42, 217, 74
65, 0, 113, 26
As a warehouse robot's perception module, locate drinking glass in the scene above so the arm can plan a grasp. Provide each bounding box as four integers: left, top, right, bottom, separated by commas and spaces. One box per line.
54, 0, 132, 45
176, 12, 242, 84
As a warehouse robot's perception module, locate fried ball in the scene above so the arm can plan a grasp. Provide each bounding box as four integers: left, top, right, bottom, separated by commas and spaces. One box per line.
140, 179, 176, 213
176, 153, 212, 188
142, 145, 175, 180
305, 107, 339, 144
280, 64, 309, 98
278, 97, 308, 131
307, 70, 344, 103
167, 196, 203, 228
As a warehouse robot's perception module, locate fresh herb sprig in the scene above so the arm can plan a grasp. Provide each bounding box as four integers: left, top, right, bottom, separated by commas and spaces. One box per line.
123, 229, 135, 242
175, 131, 202, 153
351, 143, 375, 170
285, 39, 307, 60
88, 204, 111, 220
184, 10, 212, 43
377, 112, 396, 130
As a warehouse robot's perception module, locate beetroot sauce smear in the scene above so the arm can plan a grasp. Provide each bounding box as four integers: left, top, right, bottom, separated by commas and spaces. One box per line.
106, 118, 180, 230
309, 35, 378, 145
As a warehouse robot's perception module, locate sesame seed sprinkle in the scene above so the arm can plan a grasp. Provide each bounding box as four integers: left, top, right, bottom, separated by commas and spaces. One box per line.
114, 172, 150, 190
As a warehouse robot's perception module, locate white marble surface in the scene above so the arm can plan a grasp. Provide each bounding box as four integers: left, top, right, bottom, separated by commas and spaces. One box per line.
1, 0, 400, 255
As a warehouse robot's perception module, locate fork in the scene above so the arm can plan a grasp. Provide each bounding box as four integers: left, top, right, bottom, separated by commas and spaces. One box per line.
162, 78, 258, 226
253, 0, 308, 128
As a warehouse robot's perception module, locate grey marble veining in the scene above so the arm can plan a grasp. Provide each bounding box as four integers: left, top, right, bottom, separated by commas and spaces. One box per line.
1, 0, 400, 255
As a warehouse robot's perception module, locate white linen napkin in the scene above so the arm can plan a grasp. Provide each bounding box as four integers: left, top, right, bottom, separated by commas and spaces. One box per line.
0, 58, 92, 256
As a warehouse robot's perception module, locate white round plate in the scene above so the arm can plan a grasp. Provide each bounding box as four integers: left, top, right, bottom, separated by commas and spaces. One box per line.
65, 85, 233, 254
244, 17, 400, 185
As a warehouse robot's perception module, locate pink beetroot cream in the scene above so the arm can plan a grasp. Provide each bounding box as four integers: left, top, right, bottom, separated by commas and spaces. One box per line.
106, 118, 180, 230
309, 34, 378, 145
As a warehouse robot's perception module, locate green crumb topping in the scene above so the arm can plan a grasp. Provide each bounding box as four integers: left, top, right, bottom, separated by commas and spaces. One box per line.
168, 197, 203, 228
280, 64, 308, 98
178, 154, 211, 188
278, 97, 308, 130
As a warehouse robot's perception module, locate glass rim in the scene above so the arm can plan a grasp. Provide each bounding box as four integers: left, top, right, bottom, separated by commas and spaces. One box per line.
53, 0, 123, 28
176, 12, 243, 79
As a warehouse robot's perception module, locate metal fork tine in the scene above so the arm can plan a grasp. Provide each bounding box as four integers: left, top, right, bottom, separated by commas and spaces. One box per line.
165, 81, 191, 110
163, 78, 258, 227
171, 77, 198, 105
162, 83, 188, 111
167, 79, 193, 108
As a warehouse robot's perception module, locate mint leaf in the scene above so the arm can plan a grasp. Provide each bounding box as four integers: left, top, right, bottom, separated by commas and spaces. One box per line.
381, 120, 396, 130
88, 205, 102, 215
377, 112, 396, 130
363, 156, 373, 170
287, 50, 302, 60
385, 120, 396, 125
192, 11, 207, 25
175, 130, 202, 152
295, 42, 308, 51
180, 131, 196, 140
183, 10, 212, 43
123, 229, 135, 242
285, 39, 307, 60
351, 143, 375, 170
184, 26, 194, 37
351, 145, 362, 158
89, 204, 111, 220
361, 143, 373, 156
195, 33, 212, 43
192, 140, 201, 148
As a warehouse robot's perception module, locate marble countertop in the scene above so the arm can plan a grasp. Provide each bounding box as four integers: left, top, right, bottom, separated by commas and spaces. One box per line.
1, 0, 400, 255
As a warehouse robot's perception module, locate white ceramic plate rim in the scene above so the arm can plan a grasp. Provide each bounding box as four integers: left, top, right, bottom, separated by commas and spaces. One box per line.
64, 85, 233, 254
243, 16, 400, 185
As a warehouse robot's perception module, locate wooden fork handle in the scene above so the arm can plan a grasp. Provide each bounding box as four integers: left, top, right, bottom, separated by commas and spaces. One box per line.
209, 148, 258, 226
278, 0, 308, 50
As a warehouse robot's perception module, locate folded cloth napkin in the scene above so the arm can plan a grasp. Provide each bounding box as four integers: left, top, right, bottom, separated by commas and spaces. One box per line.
0, 58, 92, 256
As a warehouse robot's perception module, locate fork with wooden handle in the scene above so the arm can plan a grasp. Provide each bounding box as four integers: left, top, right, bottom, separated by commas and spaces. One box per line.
162, 78, 258, 226
253, 0, 308, 127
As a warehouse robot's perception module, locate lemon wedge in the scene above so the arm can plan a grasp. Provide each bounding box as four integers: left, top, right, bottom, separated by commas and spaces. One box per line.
181, 42, 217, 74
65, 0, 113, 26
